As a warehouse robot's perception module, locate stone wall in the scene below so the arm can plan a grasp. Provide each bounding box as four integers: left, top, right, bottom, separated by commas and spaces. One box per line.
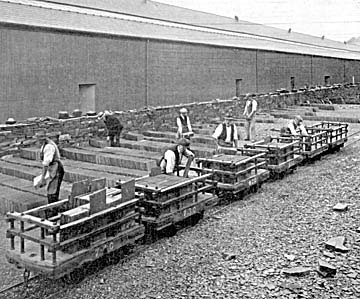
0, 84, 359, 155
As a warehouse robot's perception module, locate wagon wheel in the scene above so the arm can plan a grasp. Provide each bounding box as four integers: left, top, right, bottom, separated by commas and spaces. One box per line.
193, 211, 204, 224
23, 269, 31, 287
20, 268, 31, 296
61, 267, 85, 284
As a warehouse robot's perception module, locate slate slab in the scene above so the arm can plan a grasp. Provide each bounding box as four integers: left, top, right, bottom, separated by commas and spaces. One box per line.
325, 236, 350, 253
318, 259, 337, 276
282, 267, 312, 276
333, 203, 349, 211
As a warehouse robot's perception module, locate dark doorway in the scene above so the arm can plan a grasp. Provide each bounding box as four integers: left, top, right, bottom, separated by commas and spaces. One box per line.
79, 84, 96, 112
324, 76, 330, 86
235, 79, 242, 97
290, 77, 295, 90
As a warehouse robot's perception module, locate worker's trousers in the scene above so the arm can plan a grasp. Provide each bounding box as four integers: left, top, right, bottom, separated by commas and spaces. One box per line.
245, 117, 256, 141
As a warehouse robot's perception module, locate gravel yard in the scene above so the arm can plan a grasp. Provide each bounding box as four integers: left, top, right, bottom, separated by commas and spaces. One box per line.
1, 118, 360, 299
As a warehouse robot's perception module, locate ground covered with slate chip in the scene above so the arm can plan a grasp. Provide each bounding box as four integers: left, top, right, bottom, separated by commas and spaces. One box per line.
2, 128, 360, 298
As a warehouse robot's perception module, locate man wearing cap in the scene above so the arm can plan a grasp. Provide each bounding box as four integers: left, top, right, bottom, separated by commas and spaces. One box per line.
243, 94, 258, 141
176, 108, 193, 139
283, 115, 308, 136
37, 133, 65, 204
159, 138, 195, 175
212, 115, 239, 148
98, 110, 123, 147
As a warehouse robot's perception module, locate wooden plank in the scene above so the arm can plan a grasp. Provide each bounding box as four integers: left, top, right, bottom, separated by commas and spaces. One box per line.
6, 228, 56, 248
58, 211, 138, 249
183, 156, 193, 178
7, 212, 59, 231
60, 198, 138, 230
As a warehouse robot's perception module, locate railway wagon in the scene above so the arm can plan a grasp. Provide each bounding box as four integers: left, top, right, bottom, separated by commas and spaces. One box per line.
135, 172, 216, 241
5, 178, 144, 282
243, 136, 303, 178
195, 152, 270, 199
308, 121, 348, 152
281, 128, 329, 160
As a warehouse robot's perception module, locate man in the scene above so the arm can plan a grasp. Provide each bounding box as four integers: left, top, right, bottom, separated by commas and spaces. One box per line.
282, 115, 308, 136
212, 114, 239, 148
243, 93, 258, 141
37, 133, 65, 204
160, 138, 195, 175
98, 110, 123, 146
176, 108, 193, 139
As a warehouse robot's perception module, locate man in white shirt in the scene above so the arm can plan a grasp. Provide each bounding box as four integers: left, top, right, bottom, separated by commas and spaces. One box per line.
160, 138, 195, 174
212, 115, 239, 148
37, 133, 65, 204
176, 108, 193, 139
243, 94, 258, 141
285, 115, 308, 136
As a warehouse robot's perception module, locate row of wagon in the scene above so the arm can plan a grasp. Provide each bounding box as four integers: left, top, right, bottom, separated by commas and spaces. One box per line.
5, 121, 348, 284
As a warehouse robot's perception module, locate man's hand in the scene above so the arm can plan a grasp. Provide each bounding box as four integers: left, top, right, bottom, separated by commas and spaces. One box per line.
39, 176, 47, 188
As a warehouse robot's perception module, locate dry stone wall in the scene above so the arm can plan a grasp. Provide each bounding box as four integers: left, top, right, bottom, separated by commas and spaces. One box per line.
0, 84, 359, 156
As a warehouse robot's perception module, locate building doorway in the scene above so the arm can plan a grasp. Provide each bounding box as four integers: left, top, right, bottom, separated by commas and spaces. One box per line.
290, 77, 295, 90
324, 76, 330, 86
79, 84, 96, 113
235, 79, 242, 97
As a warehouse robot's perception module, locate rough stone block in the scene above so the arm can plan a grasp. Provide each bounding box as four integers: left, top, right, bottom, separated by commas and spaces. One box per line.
20, 148, 40, 160
121, 179, 135, 202
89, 188, 107, 215
60, 205, 89, 224
150, 167, 162, 177
0, 185, 47, 214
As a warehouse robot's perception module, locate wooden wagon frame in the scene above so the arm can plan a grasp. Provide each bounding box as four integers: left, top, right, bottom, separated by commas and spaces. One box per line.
243, 136, 303, 177
281, 128, 329, 160
135, 173, 216, 240
6, 179, 144, 281
308, 121, 348, 152
195, 152, 270, 198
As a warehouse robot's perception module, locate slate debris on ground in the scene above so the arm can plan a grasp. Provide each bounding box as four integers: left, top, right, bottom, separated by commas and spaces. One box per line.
318, 259, 337, 277
333, 203, 349, 211
2, 122, 360, 299
325, 236, 350, 253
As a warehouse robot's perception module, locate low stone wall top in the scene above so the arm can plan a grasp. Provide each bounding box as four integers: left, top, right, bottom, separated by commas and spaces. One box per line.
0, 83, 358, 155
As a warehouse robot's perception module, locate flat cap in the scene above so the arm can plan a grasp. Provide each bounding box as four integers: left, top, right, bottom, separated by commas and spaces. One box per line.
295, 115, 303, 122
177, 138, 191, 146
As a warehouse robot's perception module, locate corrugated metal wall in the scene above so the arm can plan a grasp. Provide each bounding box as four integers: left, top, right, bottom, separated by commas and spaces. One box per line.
0, 25, 360, 122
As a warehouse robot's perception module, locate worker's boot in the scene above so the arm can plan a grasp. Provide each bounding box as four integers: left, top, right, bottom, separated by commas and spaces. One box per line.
110, 136, 115, 147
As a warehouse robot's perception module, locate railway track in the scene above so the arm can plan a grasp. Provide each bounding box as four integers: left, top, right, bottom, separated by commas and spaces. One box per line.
2, 129, 360, 298
343, 130, 360, 147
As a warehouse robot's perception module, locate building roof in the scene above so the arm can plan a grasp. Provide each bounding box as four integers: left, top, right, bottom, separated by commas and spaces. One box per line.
37, 0, 360, 54
1, 0, 360, 60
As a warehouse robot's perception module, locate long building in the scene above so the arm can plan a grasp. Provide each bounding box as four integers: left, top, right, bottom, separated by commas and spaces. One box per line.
0, 0, 360, 122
